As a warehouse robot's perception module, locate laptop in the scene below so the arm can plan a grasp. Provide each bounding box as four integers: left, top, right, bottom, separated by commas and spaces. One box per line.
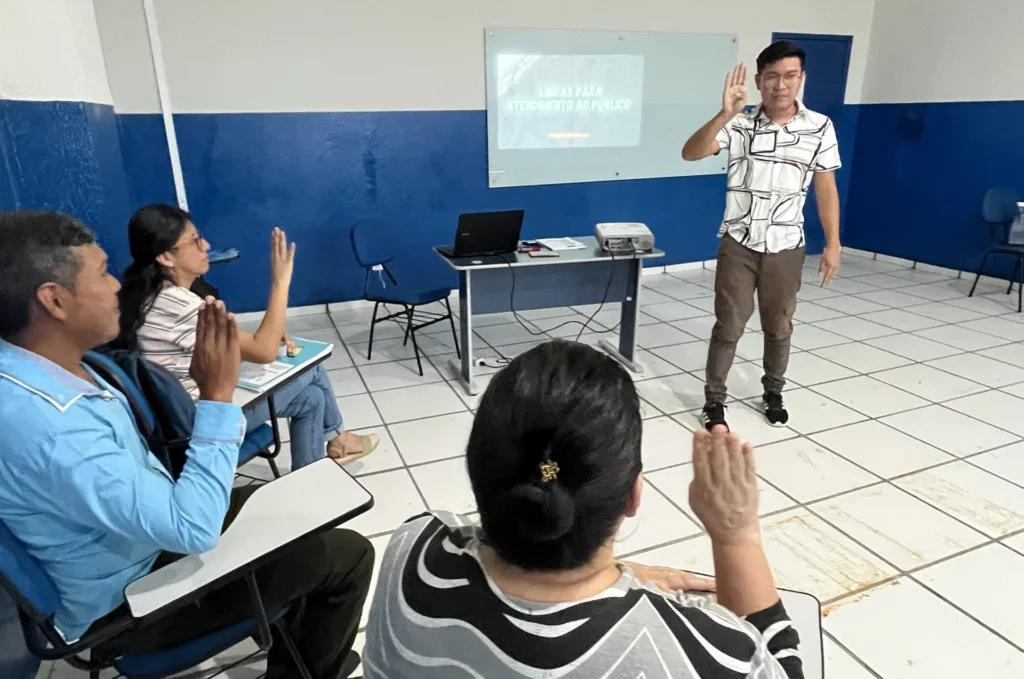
437, 210, 525, 258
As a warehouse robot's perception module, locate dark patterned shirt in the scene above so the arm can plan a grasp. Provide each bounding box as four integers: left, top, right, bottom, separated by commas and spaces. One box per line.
363, 512, 803, 678
715, 102, 841, 253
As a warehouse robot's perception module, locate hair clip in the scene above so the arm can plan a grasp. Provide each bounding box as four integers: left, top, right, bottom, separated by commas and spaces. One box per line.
539, 459, 560, 483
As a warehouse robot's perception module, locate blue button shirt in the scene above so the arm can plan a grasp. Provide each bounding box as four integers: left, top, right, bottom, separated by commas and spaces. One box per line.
0, 341, 245, 640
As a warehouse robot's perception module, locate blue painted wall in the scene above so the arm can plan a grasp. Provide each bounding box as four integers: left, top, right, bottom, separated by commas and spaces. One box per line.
115, 106, 861, 312
845, 100, 1024, 276
0, 102, 130, 679
2, 100, 862, 314
0, 100, 134, 273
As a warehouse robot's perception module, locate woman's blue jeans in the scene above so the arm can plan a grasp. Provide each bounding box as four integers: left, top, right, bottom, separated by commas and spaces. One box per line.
243, 364, 343, 470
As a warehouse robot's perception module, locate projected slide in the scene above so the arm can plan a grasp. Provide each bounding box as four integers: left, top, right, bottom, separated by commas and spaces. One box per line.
496, 54, 644, 150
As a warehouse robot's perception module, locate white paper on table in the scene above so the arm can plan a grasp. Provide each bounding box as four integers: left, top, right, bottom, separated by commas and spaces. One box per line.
237, 361, 291, 391
536, 238, 587, 251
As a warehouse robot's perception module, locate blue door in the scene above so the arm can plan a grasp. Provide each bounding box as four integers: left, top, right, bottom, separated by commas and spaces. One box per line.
771, 33, 853, 253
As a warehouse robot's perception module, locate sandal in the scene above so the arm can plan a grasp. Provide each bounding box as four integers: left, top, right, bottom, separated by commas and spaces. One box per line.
330, 433, 379, 466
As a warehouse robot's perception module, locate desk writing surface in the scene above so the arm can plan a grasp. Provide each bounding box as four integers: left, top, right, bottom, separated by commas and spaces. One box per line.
778, 588, 824, 679
435, 236, 663, 271
124, 459, 372, 619
670, 586, 822, 677
232, 340, 333, 408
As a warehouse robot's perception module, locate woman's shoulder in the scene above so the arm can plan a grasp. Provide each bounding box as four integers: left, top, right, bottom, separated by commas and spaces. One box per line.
148, 284, 204, 321
381, 512, 479, 565
390, 511, 479, 543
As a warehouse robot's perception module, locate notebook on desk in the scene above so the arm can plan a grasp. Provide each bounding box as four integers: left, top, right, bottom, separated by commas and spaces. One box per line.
235, 339, 334, 394
278, 339, 332, 365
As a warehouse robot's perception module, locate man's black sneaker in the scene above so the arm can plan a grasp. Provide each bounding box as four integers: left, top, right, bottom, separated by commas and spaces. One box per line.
762, 392, 789, 427
702, 402, 729, 431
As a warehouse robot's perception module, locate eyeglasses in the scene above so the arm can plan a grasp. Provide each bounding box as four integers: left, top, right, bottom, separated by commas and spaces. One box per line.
172, 231, 206, 251
761, 72, 802, 87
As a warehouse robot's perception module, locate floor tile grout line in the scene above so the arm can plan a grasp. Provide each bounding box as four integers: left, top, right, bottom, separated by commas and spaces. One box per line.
663, 263, 1017, 317
1003, 534, 1024, 558
621, 433, 1024, 586
650, 329, 1024, 444
338, 347, 1024, 497
227, 271, 1024, 672
794, 499, 1024, 658
634, 275, 1023, 338
353, 428, 965, 508
907, 570, 1024, 656
622, 488, 1024, 623
326, 312, 429, 489
821, 630, 886, 679
645, 392, 1019, 486
330, 310, 475, 512
637, 417, 1024, 562
649, 370, 1024, 450
323, 275, 1024, 604
649, 340, 1024, 409
335, 295, 1023, 392
629, 409, 1024, 649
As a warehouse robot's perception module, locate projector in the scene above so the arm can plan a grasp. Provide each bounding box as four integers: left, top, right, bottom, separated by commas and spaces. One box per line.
595, 222, 655, 253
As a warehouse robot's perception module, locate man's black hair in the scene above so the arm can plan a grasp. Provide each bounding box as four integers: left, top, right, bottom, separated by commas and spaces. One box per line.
757, 40, 806, 74
0, 211, 96, 340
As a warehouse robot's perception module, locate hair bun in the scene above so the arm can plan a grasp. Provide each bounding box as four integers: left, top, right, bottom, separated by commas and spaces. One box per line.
502, 481, 576, 543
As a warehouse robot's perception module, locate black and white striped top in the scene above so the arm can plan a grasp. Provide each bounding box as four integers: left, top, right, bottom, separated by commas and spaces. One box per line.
364, 512, 803, 679
137, 284, 203, 397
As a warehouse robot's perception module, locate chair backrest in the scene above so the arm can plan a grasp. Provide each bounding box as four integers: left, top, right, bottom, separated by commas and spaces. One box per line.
0, 521, 59, 627
83, 351, 157, 435
982, 188, 1021, 225
84, 350, 197, 479
350, 218, 398, 269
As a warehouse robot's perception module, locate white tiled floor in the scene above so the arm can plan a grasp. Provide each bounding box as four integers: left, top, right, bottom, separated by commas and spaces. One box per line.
43, 252, 1024, 678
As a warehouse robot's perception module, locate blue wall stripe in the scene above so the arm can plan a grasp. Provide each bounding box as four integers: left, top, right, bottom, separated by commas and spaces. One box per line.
116, 113, 177, 210
115, 108, 859, 312
845, 100, 1024, 277
0, 101, 866, 315
0, 100, 134, 272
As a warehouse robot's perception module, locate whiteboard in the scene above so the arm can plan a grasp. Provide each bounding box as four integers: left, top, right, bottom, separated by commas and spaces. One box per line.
485, 28, 737, 188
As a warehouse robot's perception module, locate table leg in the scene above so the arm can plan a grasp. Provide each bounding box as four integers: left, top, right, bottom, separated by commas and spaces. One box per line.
601, 257, 645, 374
452, 270, 478, 395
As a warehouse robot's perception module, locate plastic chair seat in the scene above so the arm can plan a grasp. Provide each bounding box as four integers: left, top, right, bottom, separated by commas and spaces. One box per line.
365, 286, 451, 306
989, 243, 1024, 254
238, 424, 275, 466
113, 605, 287, 678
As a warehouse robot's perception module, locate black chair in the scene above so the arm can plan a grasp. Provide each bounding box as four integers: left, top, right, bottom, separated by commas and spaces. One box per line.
969, 188, 1024, 312
349, 218, 459, 376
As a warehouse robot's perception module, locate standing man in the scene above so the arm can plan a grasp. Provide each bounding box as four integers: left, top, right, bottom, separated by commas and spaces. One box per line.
682, 40, 841, 430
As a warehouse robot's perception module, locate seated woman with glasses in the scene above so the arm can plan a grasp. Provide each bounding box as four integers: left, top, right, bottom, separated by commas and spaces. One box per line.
364, 340, 801, 678
113, 204, 377, 469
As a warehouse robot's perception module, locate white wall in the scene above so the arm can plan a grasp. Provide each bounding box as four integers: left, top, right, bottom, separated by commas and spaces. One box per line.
97, 0, 876, 114
862, 0, 1024, 104
93, 0, 159, 112
0, 0, 113, 104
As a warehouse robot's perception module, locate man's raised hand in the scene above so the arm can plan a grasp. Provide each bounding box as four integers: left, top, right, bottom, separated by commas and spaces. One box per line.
722, 64, 748, 119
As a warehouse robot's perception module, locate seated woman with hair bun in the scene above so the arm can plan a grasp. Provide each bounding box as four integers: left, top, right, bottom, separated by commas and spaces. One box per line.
364, 340, 802, 679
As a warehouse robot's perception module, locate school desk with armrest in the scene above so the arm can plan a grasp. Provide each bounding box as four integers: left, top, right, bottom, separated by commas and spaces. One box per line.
0, 458, 373, 679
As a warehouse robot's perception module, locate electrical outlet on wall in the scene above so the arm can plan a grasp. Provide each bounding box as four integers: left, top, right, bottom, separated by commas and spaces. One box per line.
371, 265, 384, 272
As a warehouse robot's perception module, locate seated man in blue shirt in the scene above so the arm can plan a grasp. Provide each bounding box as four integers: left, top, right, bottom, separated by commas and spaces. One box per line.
0, 211, 372, 679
